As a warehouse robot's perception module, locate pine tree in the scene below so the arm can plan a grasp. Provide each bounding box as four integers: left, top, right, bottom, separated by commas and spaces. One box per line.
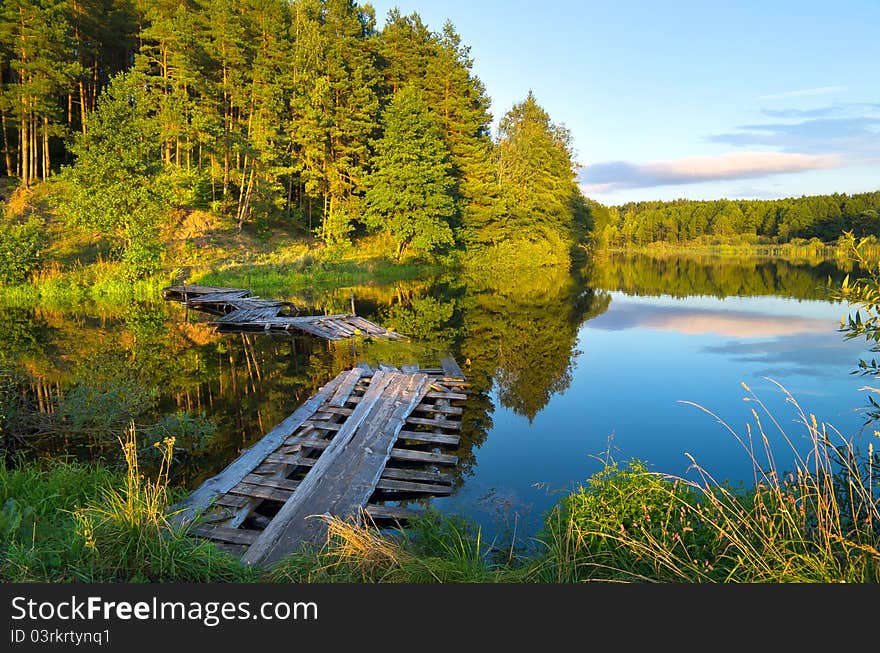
493, 91, 580, 247
286, 0, 380, 245
377, 16, 499, 244
363, 86, 454, 259
0, 0, 77, 186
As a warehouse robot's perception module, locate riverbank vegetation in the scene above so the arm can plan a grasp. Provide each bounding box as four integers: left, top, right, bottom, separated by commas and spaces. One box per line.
2, 383, 877, 582
1, 1, 879, 585
0, 0, 585, 293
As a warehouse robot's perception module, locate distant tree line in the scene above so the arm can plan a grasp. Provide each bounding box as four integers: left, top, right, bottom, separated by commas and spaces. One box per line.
0, 0, 584, 272
589, 192, 880, 247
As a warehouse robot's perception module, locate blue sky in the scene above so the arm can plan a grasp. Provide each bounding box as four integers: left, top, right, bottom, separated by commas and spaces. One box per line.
368, 0, 880, 205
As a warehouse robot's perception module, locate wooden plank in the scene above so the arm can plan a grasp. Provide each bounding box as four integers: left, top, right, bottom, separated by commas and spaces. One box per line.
163, 285, 250, 299
191, 525, 260, 545
381, 467, 453, 485
396, 430, 460, 446
415, 402, 463, 415
301, 419, 343, 432
167, 371, 347, 527
404, 415, 462, 430
328, 368, 363, 407
251, 462, 284, 476
242, 474, 300, 491
229, 482, 293, 503
378, 363, 400, 372
425, 391, 468, 401
243, 371, 429, 565
376, 478, 452, 494
320, 405, 354, 417
400, 364, 420, 373
364, 504, 424, 521
440, 355, 465, 378
214, 494, 250, 508
390, 448, 458, 465
279, 439, 330, 455
435, 379, 471, 386
265, 452, 318, 466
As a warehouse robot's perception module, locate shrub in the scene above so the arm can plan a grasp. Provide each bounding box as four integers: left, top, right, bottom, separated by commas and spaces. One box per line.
0, 217, 45, 285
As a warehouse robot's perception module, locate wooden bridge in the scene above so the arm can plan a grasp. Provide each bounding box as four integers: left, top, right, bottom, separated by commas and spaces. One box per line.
170, 357, 468, 566
162, 284, 406, 340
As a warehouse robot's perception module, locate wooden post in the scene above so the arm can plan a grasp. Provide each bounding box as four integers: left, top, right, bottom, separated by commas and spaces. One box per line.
349, 290, 356, 316
183, 284, 189, 323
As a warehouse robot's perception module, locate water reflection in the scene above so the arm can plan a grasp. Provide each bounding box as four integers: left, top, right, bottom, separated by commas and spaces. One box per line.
0, 252, 871, 540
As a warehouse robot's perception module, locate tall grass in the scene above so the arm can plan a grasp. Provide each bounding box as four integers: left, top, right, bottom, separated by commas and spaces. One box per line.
528, 382, 879, 583
268, 511, 515, 583
3, 386, 877, 583
1, 427, 253, 582
0, 261, 171, 309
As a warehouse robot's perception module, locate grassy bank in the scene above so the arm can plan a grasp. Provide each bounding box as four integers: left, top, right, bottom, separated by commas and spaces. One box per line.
3, 387, 877, 583
0, 252, 441, 313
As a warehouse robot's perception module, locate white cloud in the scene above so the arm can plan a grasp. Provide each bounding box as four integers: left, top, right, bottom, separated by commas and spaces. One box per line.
756, 86, 847, 101
579, 152, 842, 192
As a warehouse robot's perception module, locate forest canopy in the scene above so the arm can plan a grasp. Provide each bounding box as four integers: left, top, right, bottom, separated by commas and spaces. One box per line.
590, 192, 880, 247
1, 0, 877, 279
0, 0, 584, 272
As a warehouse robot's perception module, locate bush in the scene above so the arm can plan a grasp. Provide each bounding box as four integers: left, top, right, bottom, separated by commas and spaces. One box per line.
0, 217, 45, 285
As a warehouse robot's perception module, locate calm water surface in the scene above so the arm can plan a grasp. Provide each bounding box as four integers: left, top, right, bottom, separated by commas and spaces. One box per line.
3, 254, 874, 541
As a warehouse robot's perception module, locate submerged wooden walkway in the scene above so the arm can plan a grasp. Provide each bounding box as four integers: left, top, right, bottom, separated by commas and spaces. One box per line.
171, 357, 468, 566
162, 284, 406, 340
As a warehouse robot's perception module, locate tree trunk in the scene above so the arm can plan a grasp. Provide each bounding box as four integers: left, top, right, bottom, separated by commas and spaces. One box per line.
42, 116, 49, 179
78, 79, 88, 135
30, 113, 37, 182
20, 107, 28, 187
0, 67, 13, 176
237, 166, 255, 231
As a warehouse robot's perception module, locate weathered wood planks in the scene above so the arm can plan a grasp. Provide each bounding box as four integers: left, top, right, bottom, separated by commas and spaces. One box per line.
176, 360, 469, 565
162, 285, 406, 340
167, 371, 348, 527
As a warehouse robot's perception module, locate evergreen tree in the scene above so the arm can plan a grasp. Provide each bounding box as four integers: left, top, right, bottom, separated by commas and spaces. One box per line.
492, 91, 580, 248
0, 0, 77, 186
363, 86, 454, 259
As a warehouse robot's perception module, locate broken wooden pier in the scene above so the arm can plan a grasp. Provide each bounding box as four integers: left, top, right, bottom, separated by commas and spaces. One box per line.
170, 356, 468, 566
162, 284, 406, 340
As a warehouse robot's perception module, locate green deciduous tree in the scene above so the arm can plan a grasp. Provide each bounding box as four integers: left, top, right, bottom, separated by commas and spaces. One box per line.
58, 71, 170, 277
489, 91, 581, 253
363, 86, 454, 259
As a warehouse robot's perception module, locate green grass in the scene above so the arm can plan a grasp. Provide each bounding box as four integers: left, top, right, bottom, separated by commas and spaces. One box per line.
0, 430, 254, 582
192, 257, 442, 300
3, 384, 877, 583
0, 262, 173, 310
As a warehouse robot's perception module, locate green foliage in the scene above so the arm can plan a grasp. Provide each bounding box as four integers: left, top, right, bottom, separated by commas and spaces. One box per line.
0, 440, 252, 582
597, 191, 880, 248
57, 70, 170, 279
364, 87, 455, 259
0, 216, 45, 285
465, 92, 581, 260
831, 233, 880, 421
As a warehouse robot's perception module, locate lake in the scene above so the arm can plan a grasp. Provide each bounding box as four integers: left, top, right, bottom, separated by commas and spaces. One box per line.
2, 252, 875, 543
